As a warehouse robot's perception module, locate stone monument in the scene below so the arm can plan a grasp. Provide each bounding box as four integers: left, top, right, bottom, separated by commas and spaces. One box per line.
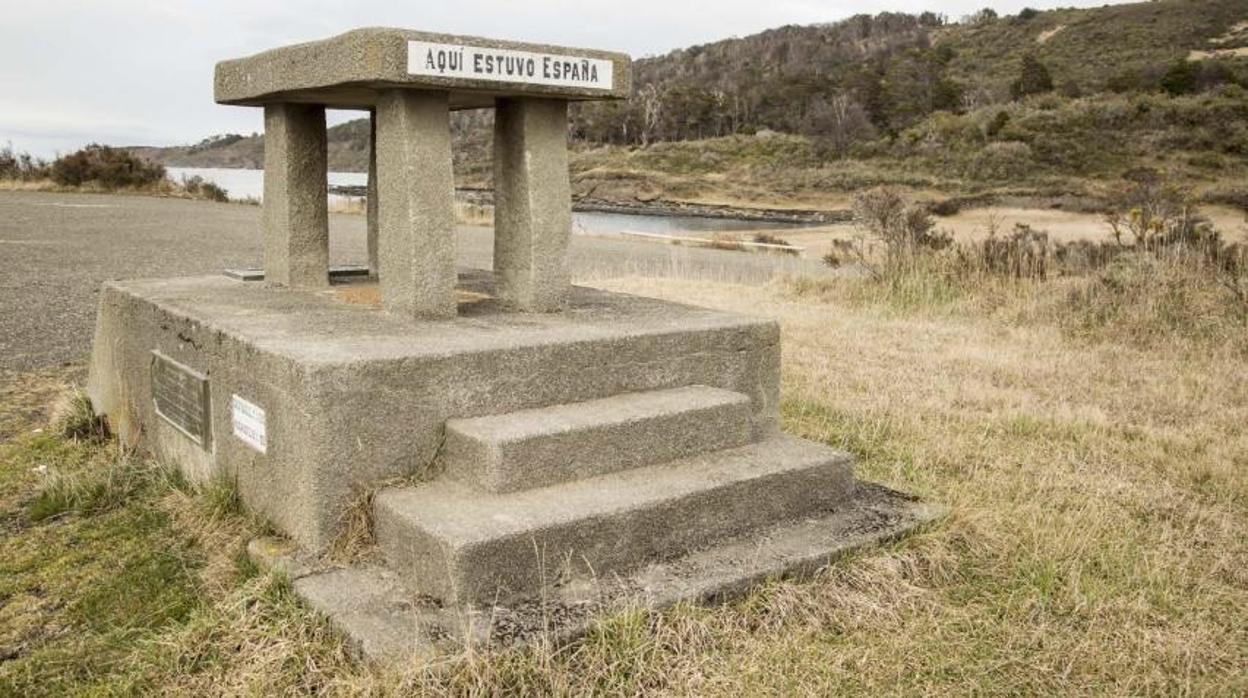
87, 28, 938, 660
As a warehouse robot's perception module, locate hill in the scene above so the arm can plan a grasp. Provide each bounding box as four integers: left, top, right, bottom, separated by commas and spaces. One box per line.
126, 119, 369, 172
571, 0, 1247, 144
131, 0, 1248, 207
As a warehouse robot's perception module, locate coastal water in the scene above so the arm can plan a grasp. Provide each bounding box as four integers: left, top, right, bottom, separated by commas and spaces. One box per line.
167, 167, 366, 204
167, 167, 817, 237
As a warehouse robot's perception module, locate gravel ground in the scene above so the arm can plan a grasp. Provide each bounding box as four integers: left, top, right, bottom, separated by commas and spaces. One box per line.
0, 190, 828, 373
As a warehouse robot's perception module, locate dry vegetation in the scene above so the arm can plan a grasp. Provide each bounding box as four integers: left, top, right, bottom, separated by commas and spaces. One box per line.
2, 232, 1246, 693
0, 144, 229, 202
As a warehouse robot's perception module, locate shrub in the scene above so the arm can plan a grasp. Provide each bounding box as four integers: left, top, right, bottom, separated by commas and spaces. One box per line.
0, 144, 49, 180
929, 199, 962, 217
985, 110, 1011, 138
1011, 55, 1054, 100
973, 222, 1050, 279
1106, 69, 1144, 94
853, 187, 952, 271
967, 141, 1035, 180
1160, 59, 1200, 96
1058, 251, 1248, 347
50, 144, 166, 189
180, 174, 229, 202
1052, 239, 1127, 275
752, 232, 799, 255
707, 232, 745, 251
1103, 168, 1210, 250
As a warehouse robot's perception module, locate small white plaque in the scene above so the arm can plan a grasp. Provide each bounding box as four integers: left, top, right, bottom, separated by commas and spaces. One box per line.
407, 40, 614, 91
231, 394, 267, 454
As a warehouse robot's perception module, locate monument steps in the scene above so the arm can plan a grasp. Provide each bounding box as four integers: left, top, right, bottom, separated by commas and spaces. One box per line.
442, 385, 756, 492
374, 434, 855, 605
268, 483, 940, 661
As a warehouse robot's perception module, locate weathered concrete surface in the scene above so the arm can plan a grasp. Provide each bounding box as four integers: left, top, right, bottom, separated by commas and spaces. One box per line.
375, 435, 854, 605
250, 483, 943, 661
214, 28, 631, 108
366, 109, 380, 279
493, 98, 573, 311
295, 566, 445, 662
87, 270, 779, 552
443, 385, 754, 493
262, 103, 329, 288
375, 89, 458, 318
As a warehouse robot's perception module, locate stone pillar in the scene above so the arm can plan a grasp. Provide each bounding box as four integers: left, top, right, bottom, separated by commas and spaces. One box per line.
374, 90, 457, 319
366, 108, 380, 280
263, 103, 328, 288
492, 98, 572, 312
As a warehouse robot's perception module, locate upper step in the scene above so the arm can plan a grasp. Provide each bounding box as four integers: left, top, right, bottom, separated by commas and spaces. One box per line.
375, 434, 855, 605
443, 385, 755, 492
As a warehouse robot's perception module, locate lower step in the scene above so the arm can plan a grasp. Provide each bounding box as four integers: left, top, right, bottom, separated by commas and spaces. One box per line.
270, 483, 940, 661
374, 434, 854, 605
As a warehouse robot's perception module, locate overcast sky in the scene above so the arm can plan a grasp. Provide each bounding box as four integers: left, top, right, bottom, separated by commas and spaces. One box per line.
1, 0, 1134, 158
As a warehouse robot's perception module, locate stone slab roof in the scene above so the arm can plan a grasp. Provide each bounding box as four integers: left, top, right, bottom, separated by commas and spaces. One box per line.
215, 28, 632, 109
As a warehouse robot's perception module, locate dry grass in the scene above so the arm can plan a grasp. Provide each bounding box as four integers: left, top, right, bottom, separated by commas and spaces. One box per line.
0, 366, 83, 443
781, 204, 1248, 262
586, 274, 1248, 694
328, 197, 367, 215
2, 269, 1246, 695
0, 177, 225, 202
455, 200, 494, 226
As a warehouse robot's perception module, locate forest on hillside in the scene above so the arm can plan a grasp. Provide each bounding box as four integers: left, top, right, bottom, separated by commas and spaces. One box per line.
570, 0, 1248, 150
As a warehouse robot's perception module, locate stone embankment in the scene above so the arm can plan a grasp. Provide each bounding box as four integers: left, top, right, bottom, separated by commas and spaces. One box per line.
327, 184, 853, 224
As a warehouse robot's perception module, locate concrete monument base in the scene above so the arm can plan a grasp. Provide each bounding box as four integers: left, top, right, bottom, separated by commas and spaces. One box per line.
87, 269, 940, 661
89, 270, 780, 549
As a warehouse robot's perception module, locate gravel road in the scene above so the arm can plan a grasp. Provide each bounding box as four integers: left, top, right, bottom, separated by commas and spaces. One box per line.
0, 190, 828, 373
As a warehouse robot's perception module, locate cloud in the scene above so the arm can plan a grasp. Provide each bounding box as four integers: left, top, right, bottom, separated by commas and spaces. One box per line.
0, 0, 1133, 157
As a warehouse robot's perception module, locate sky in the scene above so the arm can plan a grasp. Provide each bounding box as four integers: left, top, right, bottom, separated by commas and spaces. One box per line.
1, 0, 1136, 158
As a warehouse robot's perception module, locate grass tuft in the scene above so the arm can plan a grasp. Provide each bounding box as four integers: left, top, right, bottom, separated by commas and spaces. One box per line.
51, 390, 108, 443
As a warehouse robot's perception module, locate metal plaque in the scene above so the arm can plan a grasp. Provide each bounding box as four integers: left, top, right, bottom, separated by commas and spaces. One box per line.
150, 351, 211, 448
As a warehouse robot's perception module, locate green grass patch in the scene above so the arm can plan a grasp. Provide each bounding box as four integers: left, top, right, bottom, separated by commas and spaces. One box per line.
0, 427, 213, 695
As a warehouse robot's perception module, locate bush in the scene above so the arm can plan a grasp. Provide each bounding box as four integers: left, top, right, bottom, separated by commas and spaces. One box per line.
1052, 239, 1127, 275
750, 232, 800, 255
968, 141, 1035, 180
853, 187, 952, 271
708, 232, 745, 251
0, 144, 49, 180
973, 222, 1050, 279
50, 144, 166, 189
985, 110, 1011, 138
1059, 252, 1248, 347
1010, 55, 1054, 100
1160, 59, 1200, 96
180, 174, 229, 202
1104, 168, 1211, 250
